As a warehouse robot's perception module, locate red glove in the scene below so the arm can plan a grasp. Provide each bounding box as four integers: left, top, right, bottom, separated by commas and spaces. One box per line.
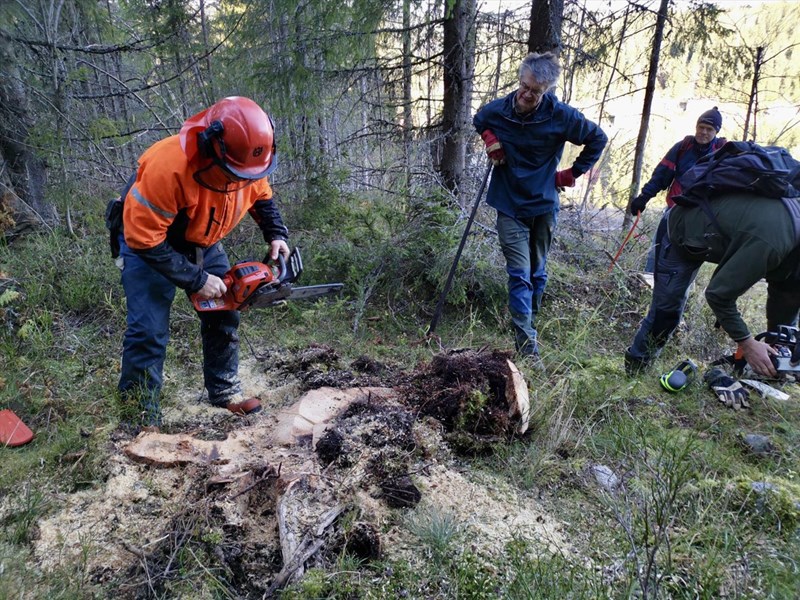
480, 130, 505, 166
555, 168, 576, 188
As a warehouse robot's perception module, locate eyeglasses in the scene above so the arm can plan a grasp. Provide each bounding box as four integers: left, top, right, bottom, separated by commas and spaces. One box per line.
518, 81, 550, 98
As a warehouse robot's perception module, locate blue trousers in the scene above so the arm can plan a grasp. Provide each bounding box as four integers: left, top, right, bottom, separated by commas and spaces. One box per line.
118, 239, 242, 424
496, 210, 556, 355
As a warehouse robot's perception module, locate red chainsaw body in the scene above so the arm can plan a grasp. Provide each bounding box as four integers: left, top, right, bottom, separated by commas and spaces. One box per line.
191, 261, 277, 312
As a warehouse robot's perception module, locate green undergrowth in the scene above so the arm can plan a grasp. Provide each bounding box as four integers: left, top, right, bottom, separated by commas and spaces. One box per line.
1, 204, 799, 599
282, 533, 608, 599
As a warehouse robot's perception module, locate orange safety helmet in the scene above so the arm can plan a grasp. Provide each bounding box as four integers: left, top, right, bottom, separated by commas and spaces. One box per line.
180, 96, 277, 180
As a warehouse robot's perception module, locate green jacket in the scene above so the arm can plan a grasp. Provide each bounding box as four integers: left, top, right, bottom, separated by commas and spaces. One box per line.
668, 192, 800, 341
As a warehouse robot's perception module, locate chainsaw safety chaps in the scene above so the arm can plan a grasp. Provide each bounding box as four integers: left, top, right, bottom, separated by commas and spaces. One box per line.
119, 240, 175, 424
118, 238, 242, 415
201, 309, 241, 405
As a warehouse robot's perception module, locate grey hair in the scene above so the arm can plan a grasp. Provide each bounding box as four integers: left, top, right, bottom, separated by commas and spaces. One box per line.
518, 52, 561, 87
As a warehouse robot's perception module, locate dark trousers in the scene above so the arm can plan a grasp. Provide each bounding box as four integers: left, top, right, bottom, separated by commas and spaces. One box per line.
628, 213, 702, 363
118, 238, 241, 424
629, 213, 800, 364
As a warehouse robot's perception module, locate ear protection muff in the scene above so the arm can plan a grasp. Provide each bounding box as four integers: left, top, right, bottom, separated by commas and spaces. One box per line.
197, 120, 226, 160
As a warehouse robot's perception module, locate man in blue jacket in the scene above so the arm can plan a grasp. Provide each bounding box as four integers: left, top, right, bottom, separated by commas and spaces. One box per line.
631, 107, 726, 272
473, 52, 607, 361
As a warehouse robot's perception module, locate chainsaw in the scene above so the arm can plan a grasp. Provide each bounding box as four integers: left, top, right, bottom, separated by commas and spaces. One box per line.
191, 247, 343, 312
731, 325, 800, 376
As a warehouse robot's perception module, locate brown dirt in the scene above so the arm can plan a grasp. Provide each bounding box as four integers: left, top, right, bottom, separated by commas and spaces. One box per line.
27, 346, 568, 597
402, 348, 520, 436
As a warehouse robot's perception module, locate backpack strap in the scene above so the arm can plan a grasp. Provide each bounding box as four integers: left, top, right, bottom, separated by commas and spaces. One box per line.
675, 135, 695, 163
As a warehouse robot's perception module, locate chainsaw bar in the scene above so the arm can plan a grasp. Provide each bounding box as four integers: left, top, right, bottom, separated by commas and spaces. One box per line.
241, 282, 344, 310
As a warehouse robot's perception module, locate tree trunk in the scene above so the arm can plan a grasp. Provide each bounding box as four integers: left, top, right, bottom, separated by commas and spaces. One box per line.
402, 0, 413, 193
0, 36, 56, 238
624, 0, 669, 228
440, 0, 477, 195
199, 0, 215, 105
527, 0, 565, 54
743, 46, 763, 142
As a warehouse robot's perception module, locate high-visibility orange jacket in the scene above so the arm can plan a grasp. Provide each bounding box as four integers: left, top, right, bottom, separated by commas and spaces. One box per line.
122, 135, 288, 292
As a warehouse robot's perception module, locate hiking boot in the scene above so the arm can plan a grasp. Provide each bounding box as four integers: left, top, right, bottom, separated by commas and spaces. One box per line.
141, 425, 161, 434
224, 396, 262, 415
624, 348, 650, 377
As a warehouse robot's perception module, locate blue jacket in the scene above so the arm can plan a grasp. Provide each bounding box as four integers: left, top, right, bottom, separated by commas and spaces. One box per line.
473, 91, 607, 218
640, 135, 726, 207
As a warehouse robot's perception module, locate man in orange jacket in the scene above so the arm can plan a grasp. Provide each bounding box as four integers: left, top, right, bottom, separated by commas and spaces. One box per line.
116, 97, 290, 429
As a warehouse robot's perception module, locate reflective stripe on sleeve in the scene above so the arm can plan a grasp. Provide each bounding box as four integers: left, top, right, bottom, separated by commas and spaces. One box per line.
131, 185, 177, 220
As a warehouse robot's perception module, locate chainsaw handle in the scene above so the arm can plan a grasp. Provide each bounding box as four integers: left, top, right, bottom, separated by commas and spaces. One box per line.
276, 253, 288, 283
263, 247, 303, 284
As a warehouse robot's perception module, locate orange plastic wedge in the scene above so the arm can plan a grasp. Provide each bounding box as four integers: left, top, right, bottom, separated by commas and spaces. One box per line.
0, 409, 34, 447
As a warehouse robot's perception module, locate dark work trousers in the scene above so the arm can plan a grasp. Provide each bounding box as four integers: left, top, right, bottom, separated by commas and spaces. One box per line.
118, 238, 241, 425
766, 279, 800, 331
644, 208, 668, 273
630, 216, 800, 365
628, 212, 702, 365
496, 210, 557, 355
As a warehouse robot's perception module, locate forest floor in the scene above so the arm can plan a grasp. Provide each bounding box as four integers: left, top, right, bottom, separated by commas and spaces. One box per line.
17, 346, 566, 598
2, 212, 800, 599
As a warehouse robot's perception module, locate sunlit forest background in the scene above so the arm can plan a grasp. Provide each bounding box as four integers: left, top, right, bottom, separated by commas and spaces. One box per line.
2, 0, 798, 236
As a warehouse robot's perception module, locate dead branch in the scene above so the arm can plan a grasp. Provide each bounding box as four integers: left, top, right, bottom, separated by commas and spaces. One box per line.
265, 503, 348, 598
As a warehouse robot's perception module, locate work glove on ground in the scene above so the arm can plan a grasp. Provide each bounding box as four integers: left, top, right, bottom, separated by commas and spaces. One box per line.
704, 367, 750, 410
630, 195, 648, 215
555, 168, 576, 189
480, 130, 505, 166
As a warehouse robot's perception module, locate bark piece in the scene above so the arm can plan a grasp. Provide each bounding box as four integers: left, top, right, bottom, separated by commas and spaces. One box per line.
124, 433, 245, 468
270, 474, 346, 596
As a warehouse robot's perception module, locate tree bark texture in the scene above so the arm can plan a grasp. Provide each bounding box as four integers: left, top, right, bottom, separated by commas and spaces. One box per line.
527, 0, 565, 55
441, 0, 477, 195
0, 36, 56, 236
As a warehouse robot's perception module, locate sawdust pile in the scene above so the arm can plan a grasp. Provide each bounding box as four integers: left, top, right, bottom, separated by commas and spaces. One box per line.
26, 346, 564, 598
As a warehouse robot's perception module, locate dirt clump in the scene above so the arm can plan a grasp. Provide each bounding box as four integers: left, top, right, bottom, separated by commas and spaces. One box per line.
315, 401, 415, 468
402, 348, 526, 439
272, 343, 408, 390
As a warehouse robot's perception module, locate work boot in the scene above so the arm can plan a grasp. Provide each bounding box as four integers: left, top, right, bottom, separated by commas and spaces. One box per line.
624, 348, 650, 377
220, 395, 262, 415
